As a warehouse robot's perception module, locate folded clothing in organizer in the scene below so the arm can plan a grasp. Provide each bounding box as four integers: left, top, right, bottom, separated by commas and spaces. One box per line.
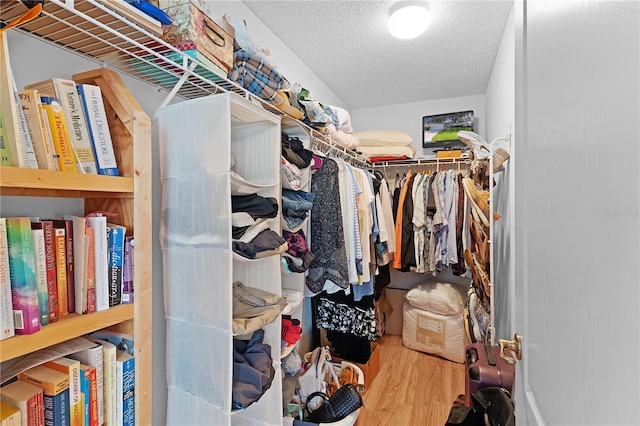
232, 193, 279, 218
232, 229, 288, 259
281, 156, 307, 190
232, 281, 287, 335
282, 134, 313, 169
232, 328, 275, 409
282, 229, 315, 273
281, 189, 314, 231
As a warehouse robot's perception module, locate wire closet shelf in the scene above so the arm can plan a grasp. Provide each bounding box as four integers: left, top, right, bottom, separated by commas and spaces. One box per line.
0, 0, 482, 172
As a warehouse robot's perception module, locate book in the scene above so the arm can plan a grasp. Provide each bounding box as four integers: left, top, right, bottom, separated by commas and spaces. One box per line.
84, 228, 95, 315
42, 357, 81, 426
17, 366, 69, 398
84, 338, 115, 426
31, 221, 58, 323
0, 399, 21, 426
78, 365, 97, 426
29, 224, 51, 327
5, 217, 41, 335
0, 33, 38, 170
0, 218, 15, 340
63, 216, 87, 316
25, 79, 98, 174
115, 351, 134, 426
52, 226, 69, 318
106, 224, 125, 307
121, 237, 133, 305
51, 220, 75, 316
68, 341, 103, 426
42, 387, 69, 426
0, 380, 44, 426
90, 331, 134, 356
40, 97, 77, 173
79, 369, 88, 426
0, 109, 14, 167
76, 84, 118, 176
18, 89, 57, 171
86, 215, 108, 312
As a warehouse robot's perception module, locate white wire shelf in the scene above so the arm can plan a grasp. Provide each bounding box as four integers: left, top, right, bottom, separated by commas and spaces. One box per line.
1, 0, 474, 171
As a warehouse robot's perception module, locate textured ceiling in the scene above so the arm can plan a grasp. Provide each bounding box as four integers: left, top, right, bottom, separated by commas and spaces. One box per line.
242, 0, 513, 110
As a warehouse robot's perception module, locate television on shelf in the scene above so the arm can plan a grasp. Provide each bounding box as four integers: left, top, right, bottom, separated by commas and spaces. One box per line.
422, 110, 474, 150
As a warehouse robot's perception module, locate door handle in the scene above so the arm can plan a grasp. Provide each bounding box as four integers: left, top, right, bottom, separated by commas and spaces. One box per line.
499, 333, 522, 365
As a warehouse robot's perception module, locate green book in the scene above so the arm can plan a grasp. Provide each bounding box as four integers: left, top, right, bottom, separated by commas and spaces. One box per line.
0, 107, 13, 166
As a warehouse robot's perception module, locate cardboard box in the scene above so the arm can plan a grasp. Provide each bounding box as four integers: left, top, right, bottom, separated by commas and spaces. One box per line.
159, 0, 234, 71
332, 342, 380, 390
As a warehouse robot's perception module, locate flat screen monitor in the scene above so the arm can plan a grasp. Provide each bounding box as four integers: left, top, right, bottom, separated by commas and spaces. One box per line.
422, 110, 474, 150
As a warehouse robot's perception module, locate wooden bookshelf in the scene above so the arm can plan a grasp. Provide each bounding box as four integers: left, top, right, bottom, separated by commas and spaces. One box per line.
0, 65, 152, 424
0, 304, 134, 362
0, 167, 134, 196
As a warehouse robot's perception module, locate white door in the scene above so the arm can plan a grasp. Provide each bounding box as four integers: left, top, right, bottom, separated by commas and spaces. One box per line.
510, 1, 640, 424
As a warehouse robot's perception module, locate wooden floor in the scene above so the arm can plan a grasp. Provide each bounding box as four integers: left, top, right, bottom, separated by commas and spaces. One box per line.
354, 334, 465, 426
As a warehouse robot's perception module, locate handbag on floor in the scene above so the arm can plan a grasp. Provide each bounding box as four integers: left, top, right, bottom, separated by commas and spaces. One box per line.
304, 383, 364, 424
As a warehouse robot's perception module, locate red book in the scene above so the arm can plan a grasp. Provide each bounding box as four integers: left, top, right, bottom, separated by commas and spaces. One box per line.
80, 364, 98, 426
52, 219, 75, 315
0, 380, 45, 426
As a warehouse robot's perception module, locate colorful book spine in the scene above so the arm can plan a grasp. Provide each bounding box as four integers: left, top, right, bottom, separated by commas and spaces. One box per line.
122, 237, 134, 305
84, 227, 96, 315
86, 337, 116, 426
18, 89, 57, 171
42, 387, 69, 426
63, 215, 87, 315
5, 217, 41, 335
30, 225, 51, 327
76, 84, 118, 176
107, 224, 125, 307
78, 365, 97, 426
52, 220, 75, 316
115, 351, 134, 426
43, 357, 81, 426
40, 97, 77, 173
53, 226, 69, 317
0, 379, 45, 426
52, 79, 98, 174
39, 220, 58, 323
86, 215, 108, 312
79, 367, 89, 426
0, 218, 15, 340
68, 342, 103, 426
0, 108, 13, 166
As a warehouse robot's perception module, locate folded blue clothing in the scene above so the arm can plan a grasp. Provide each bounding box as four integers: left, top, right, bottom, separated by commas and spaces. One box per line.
282, 189, 314, 212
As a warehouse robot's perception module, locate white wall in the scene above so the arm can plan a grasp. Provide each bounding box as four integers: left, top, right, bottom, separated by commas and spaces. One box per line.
351, 95, 486, 157
484, 4, 515, 345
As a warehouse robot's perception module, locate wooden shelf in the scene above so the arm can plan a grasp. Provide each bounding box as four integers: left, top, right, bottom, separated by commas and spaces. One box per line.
0, 304, 134, 362
0, 166, 134, 197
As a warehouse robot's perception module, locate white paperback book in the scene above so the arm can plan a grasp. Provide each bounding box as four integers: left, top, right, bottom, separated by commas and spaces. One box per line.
87, 214, 109, 312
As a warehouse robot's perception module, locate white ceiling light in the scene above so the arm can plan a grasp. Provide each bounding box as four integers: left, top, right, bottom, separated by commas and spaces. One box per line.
388, 1, 431, 40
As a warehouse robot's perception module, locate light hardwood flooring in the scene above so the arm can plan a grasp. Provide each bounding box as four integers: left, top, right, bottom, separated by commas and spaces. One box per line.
354, 334, 465, 426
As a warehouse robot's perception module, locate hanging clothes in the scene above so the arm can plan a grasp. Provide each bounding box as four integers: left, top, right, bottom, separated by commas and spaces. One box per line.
306, 158, 350, 293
